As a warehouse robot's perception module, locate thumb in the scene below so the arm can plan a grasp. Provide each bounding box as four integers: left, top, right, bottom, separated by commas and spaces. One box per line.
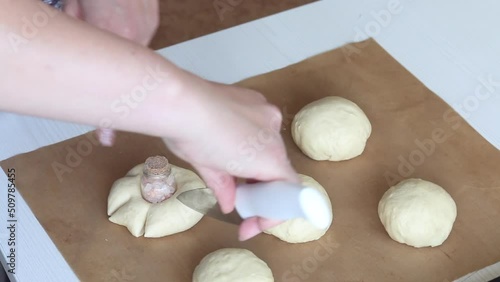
252, 156, 300, 184
63, 0, 82, 19
238, 217, 283, 241
195, 167, 236, 214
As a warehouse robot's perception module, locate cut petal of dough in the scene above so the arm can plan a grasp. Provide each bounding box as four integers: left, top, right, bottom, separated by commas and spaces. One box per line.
107, 176, 141, 215
145, 201, 203, 237
144, 166, 206, 238
109, 198, 150, 237
126, 164, 144, 176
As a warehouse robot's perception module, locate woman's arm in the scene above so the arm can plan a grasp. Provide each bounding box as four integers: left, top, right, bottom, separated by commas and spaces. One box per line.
1, 0, 299, 240
0, 0, 188, 138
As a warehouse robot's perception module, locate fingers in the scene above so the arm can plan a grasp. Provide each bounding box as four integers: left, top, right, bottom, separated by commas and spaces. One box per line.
244, 90, 267, 103
238, 217, 283, 241
243, 141, 300, 184
141, 0, 160, 38
215, 84, 267, 104
196, 167, 236, 214
63, 0, 82, 19
260, 147, 299, 183
238, 103, 300, 184
96, 128, 115, 147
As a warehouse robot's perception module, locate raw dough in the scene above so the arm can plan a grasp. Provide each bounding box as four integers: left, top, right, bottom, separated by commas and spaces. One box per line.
292, 96, 371, 161
193, 248, 274, 282
264, 174, 333, 243
378, 178, 457, 248
107, 164, 207, 237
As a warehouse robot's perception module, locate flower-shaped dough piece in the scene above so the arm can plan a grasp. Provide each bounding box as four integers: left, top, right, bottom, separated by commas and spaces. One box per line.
107, 163, 207, 237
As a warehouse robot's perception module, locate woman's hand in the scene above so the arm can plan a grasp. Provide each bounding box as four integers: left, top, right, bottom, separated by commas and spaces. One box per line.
41, 0, 299, 240
64, 0, 160, 45
161, 76, 300, 240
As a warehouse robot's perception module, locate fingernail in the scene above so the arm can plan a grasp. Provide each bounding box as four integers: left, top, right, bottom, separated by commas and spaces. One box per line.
239, 228, 262, 241
97, 128, 115, 147
221, 205, 233, 214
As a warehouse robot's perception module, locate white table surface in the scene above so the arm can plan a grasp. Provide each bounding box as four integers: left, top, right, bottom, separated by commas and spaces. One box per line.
1, 1, 499, 281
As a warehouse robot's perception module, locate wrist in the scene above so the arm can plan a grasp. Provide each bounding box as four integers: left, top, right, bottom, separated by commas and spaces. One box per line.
129, 61, 208, 140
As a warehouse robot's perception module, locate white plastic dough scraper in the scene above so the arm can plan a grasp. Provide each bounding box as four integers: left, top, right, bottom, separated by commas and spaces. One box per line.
177, 181, 332, 229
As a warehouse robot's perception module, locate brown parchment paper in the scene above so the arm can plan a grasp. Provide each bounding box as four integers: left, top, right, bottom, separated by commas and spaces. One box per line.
150, 0, 315, 49
2, 39, 500, 282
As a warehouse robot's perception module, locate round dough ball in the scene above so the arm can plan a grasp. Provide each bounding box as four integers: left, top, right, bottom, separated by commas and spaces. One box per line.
193, 248, 274, 282
107, 164, 207, 238
292, 96, 371, 161
264, 174, 333, 243
378, 178, 457, 248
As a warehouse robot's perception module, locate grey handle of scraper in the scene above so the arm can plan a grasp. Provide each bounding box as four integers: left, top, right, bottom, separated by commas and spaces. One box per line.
234, 181, 332, 229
